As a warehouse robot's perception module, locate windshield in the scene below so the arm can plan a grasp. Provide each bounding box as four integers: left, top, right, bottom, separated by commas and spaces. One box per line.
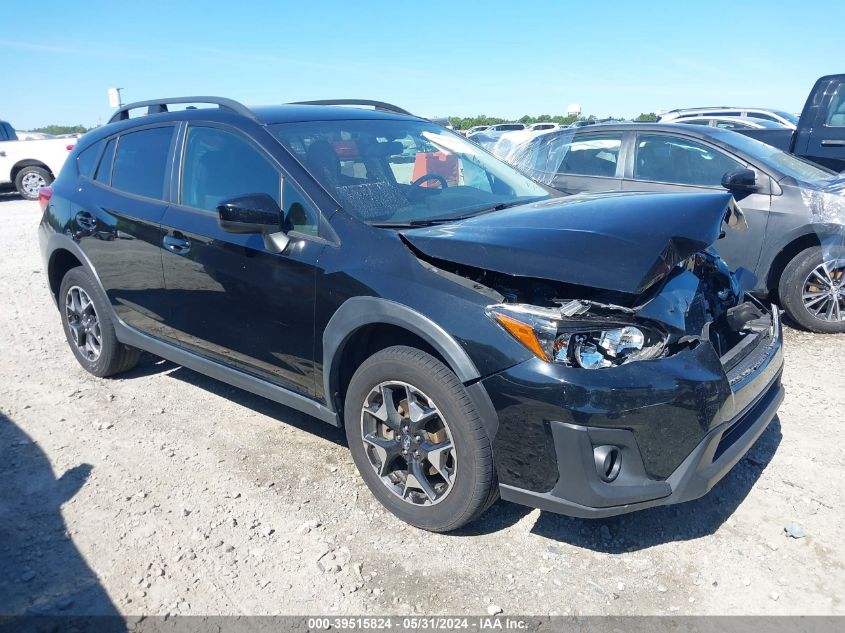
716, 132, 836, 182
272, 119, 551, 225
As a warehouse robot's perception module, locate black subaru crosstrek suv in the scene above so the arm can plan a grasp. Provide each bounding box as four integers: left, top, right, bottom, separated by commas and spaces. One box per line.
39, 97, 784, 531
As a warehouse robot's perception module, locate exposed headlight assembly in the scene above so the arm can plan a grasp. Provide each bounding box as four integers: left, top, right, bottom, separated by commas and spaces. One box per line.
487, 303, 666, 369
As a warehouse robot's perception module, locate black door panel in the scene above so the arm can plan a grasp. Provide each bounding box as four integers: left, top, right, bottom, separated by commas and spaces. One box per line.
159, 123, 322, 396
74, 184, 170, 338
160, 207, 320, 395
75, 125, 176, 337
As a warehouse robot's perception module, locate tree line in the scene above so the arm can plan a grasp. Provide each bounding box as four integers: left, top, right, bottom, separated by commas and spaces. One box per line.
27, 125, 91, 135
449, 112, 658, 129
27, 113, 662, 135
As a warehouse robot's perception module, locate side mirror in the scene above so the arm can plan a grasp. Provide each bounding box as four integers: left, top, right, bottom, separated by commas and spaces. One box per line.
217, 193, 282, 234
721, 169, 758, 193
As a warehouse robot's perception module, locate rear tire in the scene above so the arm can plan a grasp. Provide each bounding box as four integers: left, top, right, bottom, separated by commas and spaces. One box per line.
14, 166, 52, 201
58, 267, 141, 376
344, 345, 497, 532
779, 245, 845, 334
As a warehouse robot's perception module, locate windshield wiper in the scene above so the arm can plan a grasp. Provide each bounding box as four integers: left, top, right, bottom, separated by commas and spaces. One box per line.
373, 199, 542, 229
405, 201, 532, 227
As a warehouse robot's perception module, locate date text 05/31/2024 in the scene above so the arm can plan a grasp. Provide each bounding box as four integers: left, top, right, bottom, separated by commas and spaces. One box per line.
306, 617, 529, 630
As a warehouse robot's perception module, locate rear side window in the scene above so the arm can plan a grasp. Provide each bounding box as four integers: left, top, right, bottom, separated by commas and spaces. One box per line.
111, 127, 173, 199
77, 140, 105, 178
554, 133, 623, 177
95, 139, 116, 184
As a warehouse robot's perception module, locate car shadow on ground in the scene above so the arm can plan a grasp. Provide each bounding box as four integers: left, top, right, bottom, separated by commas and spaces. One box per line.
0, 412, 125, 629
462, 418, 782, 549
125, 352, 347, 447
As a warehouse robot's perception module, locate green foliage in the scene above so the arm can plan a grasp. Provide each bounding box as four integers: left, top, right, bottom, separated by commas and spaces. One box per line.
27, 124, 91, 135
449, 113, 613, 130
633, 112, 658, 122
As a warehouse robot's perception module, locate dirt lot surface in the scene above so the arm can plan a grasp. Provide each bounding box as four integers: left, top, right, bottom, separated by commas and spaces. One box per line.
1, 193, 843, 617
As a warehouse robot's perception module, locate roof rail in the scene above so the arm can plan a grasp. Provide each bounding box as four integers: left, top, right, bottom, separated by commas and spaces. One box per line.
108, 96, 256, 124
289, 99, 413, 116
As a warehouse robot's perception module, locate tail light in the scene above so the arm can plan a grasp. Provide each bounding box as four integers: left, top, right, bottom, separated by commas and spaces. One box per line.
66, 145, 75, 151
38, 186, 53, 213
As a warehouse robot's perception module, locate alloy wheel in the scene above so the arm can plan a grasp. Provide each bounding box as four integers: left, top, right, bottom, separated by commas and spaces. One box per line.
65, 286, 102, 361
802, 259, 845, 323
20, 171, 46, 198
360, 381, 457, 506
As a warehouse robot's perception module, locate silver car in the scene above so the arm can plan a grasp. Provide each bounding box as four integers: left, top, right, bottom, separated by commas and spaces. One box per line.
508, 123, 845, 333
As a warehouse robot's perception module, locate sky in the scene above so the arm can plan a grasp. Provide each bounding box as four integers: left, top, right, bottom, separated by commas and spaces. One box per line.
2, 0, 844, 130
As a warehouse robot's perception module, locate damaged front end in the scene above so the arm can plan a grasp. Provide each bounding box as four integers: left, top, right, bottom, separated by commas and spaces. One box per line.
472, 253, 784, 517
403, 192, 784, 517
481, 248, 772, 378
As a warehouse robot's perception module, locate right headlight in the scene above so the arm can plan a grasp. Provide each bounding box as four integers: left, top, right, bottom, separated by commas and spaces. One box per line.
487, 303, 667, 369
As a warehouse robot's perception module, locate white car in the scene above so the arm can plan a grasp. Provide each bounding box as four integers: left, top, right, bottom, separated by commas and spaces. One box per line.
0, 120, 76, 199
16, 131, 55, 140
658, 107, 798, 129
673, 116, 788, 130
489, 124, 562, 160
526, 122, 561, 133
463, 125, 490, 136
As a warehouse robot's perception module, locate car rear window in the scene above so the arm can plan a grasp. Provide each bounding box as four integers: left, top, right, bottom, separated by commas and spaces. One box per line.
111, 127, 173, 199
77, 140, 105, 178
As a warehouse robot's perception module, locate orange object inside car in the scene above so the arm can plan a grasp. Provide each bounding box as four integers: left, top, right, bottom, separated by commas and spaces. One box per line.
411, 152, 459, 187
332, 140, 360, 159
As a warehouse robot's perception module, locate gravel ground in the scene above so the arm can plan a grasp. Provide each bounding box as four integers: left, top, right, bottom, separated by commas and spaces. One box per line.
1, 193, 843, 617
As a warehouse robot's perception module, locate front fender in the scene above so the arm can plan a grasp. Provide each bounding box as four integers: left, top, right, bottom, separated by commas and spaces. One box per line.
322, 296, 500, 436
322, 296, 482, 398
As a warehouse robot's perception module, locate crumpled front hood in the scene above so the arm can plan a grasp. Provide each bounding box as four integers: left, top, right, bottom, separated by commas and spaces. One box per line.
401, 191, 741, 295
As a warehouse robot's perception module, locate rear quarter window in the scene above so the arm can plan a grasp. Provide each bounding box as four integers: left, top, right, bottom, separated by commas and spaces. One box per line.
77, 140, 105, 178
95, 138, 117, 184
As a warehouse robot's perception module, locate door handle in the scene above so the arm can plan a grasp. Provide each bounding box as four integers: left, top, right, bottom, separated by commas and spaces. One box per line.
163, 233, 191, 254
0, 150, 6, 157
75, 211, 96, 231
820, 139, 845, 147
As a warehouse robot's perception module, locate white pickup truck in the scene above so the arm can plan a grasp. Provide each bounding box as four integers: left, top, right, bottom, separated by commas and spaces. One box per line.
0, 120, 76, 200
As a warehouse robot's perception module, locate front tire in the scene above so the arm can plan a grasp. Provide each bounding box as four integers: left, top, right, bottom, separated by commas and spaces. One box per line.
344, 346, 497, 532
58, 267, 141, 376
779, 245, 845, 333
14, 166, 52, 200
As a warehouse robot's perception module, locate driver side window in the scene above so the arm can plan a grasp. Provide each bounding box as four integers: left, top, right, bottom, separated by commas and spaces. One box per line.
181, 126, 281, 212
181, 126, 318, 234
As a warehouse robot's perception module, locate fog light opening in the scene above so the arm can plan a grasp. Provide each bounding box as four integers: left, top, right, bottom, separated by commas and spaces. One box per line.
593, 445, 621, 483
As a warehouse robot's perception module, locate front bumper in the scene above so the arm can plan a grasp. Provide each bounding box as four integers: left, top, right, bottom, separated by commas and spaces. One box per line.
483, 305, 784, 518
